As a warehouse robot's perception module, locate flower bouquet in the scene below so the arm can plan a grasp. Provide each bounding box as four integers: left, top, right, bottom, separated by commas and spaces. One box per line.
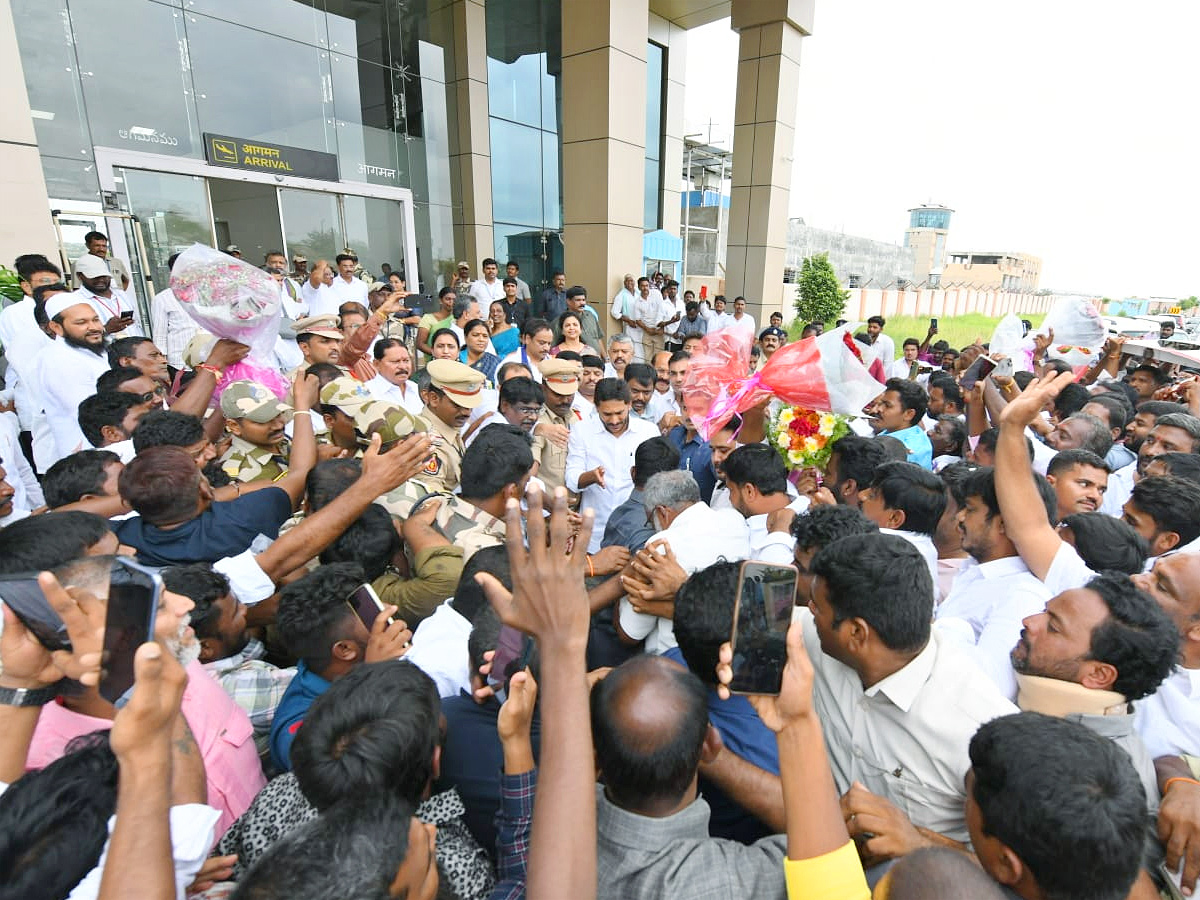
170, 243, 290, 401
769, 405, 851, 472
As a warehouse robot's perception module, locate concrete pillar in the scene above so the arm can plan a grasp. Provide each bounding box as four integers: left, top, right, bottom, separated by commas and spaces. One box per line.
442, 0, 494, 275
0, 0, 57, 268
726, 0, 812, 326
561, 0, 649, 337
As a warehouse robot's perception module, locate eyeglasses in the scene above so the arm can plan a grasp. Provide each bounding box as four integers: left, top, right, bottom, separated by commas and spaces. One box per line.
134, 385, 167, 403
515, 405, 542, 416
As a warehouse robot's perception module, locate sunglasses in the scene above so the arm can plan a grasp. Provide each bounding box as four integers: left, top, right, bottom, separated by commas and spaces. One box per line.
134, 384, 168, 403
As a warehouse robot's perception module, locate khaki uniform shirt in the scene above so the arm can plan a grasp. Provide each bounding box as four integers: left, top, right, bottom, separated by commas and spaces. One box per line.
220, 436, 289, 483
530, 406, 576, 492
375, 486, 505, 563
417, 407, 464, 493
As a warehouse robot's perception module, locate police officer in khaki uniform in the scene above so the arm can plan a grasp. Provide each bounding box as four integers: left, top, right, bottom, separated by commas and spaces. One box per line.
292, 314, 344, 373
417, 359, 486, 493
219, 380, 293, 483
531, 357, 582, 493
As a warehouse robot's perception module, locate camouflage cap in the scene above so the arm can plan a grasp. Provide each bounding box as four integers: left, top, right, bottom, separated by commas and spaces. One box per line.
319, 376, 374, 413
220, 380, 293, 424
353, 400, 425, 448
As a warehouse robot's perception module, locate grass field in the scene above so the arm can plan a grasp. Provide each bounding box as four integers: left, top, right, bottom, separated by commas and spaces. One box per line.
790, 312, 1046, 350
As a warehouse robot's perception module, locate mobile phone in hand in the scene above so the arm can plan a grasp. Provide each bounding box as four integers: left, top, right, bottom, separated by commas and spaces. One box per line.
727, 561, 800, 695
489, 625, 532, 694
100, 558, 162, 704
347, 583, 390, 630
0, 574, 71, 652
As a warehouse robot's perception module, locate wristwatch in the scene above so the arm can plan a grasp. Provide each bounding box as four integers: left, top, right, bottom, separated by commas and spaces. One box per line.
0, 682, 62, 707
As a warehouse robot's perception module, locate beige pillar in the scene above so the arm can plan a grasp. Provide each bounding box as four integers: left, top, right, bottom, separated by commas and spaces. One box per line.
443, 0, 494, 275
561, 0, 649, 338
726, 0, 812, 325
0, 0, 57, 268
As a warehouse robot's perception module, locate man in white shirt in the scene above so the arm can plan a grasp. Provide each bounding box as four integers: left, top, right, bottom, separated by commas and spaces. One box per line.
611, 274, 638, 337
149, 251, 197, 369
467, 257, 505, 308
725, 296, 756, 339
628, 277, 662, 361
769, 533, 1017, 849
330, 253, 369, 306
74, 253, 141, 335
617, 470, 749, 653
858, 460, 944, 595
887, 338, 930, 383
661, 280, 686, 350
565, 376, 659, 552
706, 295, 733, 332
0, 259, 59, 459
37, 294, 113, 463
366, 339, 422, 414
935, 466, 1053, 700
603, 334, 634, 381
71, 229, 131, 291
722, 444, 808, 563
859, 316, 895, 369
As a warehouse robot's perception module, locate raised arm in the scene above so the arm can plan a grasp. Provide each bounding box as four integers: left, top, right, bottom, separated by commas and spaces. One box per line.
476, 488, 596, 900
996, 371, 1077, 579
171, 339, 250, 419
271, 372, 320, 507
253, 432, 432, 583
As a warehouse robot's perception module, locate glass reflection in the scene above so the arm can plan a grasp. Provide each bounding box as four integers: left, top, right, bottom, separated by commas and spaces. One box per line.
280, 188, 341, 266
71, 0, 200, 157
188, 12, 336, 153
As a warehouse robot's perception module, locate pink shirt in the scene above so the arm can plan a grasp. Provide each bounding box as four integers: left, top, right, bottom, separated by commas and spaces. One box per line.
27, 659, 265, 837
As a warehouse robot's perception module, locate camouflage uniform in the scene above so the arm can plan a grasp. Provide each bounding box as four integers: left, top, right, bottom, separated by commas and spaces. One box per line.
220, 435, 289, 484
376, 486, 506, 563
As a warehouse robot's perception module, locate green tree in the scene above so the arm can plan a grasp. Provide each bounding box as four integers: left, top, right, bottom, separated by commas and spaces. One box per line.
794, 253, 848, 324
1180, 296, 1199, 311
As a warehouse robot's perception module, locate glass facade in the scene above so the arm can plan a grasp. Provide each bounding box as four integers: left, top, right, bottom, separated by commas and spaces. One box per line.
485, 0, 562, 293
908, 207, 952, 230
10, 0, 455, 292
644, 41, 665, 231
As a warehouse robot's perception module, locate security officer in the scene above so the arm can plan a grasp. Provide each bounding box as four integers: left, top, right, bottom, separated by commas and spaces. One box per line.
292, 314, 345, 372
219, 380, 293, 483
318, 376, 375, 455
417, 358, 485, 493
758, 325, 787, 363
532, 357, 581, 492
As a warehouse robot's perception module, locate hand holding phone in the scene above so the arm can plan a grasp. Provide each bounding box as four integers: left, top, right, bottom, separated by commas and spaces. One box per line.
100, 558, 162, 704
727, 561, 800, 695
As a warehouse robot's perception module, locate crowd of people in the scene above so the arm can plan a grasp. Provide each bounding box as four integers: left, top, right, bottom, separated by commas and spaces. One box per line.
1, 241, 1200, 900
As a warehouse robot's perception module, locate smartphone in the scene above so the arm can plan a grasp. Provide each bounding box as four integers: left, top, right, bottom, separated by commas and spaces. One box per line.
728, 561, 800, 695
489, 625, 532, 693
960, 355, 996, 392
100, 558, 162, 704
993, 357, 1014, 379
0, 573, 71, 652
930, 317, 938, 331
347, 583, 388, 630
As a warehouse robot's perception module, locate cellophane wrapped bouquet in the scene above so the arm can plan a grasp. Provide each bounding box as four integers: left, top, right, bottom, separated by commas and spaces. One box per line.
768, 405, 851, 470
170, 243, 289, 400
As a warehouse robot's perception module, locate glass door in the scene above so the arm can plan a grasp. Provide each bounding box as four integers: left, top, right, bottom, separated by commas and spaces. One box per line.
117, 168, 213, 297
279, 188, 342, 270
341, 195, 406, 285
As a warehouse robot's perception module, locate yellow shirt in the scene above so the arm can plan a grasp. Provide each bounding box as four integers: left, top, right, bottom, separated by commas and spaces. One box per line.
783, 841, 870, 900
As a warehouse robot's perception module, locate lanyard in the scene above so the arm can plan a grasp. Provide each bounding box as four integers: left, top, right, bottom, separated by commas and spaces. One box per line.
90, 290, 121, 320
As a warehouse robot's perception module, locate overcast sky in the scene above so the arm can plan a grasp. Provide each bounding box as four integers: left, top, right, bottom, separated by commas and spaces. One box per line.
684, 0, 1199, 299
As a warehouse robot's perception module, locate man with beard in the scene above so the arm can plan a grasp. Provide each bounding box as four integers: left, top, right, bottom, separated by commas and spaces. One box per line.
164, 564, 295, 758
1009, 573, 1176, 811
22, 554, 266, 834
74, 251, 139, 334
566, 377, 659, 552
37, 293, 113, 463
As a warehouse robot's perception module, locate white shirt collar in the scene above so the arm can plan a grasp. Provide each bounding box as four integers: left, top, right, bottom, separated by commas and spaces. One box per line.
864, 637, 937, 713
